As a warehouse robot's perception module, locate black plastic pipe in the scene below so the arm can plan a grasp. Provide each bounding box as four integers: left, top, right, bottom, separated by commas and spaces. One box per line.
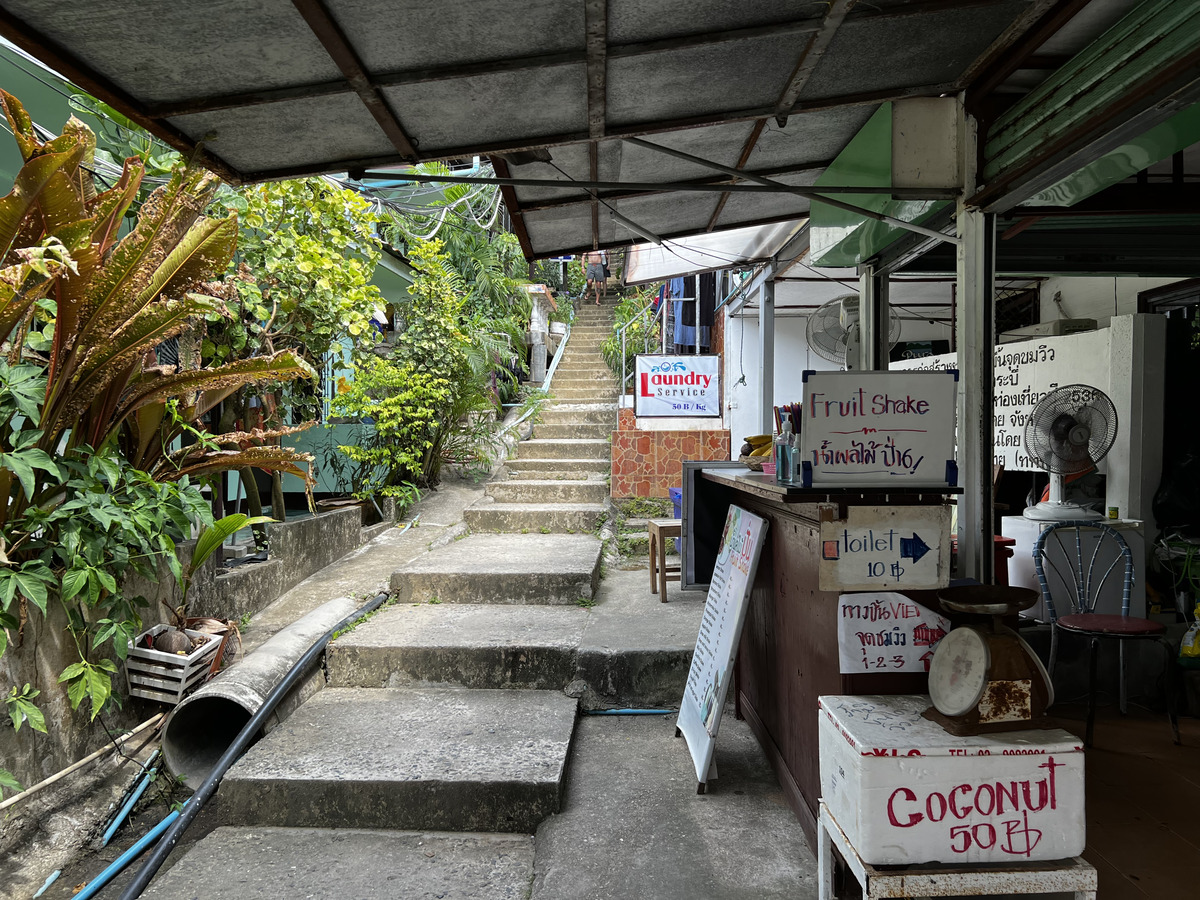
118, 590, 390, 899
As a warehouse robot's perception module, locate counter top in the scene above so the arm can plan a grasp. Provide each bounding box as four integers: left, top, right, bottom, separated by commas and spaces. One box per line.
699, 466, 961, 503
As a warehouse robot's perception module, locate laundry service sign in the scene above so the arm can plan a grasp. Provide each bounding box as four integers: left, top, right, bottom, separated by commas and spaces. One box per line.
635, 355, 720, 417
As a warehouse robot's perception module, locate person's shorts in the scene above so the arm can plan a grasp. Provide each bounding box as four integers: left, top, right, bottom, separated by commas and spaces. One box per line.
586, 263, 605, 282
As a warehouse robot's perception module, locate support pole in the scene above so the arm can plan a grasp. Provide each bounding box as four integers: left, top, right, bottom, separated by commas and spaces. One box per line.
759, 271, 776, 434
858, 264, 890, 371
956, 206, 996, 583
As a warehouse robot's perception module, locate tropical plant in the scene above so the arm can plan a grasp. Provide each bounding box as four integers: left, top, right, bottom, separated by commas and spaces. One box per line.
0, 90, 321, 755
152, 513, 272, 654
0, 91, 317, 495
328, 354, 447, 498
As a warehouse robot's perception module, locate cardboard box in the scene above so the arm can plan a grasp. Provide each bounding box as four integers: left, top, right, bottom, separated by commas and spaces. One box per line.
819, 695, 1085, 865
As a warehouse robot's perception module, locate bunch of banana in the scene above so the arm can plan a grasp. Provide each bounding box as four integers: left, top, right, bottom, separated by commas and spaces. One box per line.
740, 434, 773, 457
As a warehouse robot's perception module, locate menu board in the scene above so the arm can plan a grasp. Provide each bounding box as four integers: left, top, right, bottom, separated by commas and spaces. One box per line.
676, 505, 767, 788
799, 370, 958, 488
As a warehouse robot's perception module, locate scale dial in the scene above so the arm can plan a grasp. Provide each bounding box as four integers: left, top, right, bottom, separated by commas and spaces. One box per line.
928, 627, 990, 717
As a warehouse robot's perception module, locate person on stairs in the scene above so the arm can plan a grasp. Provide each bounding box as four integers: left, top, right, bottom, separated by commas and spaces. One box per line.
582, 248, 606, 305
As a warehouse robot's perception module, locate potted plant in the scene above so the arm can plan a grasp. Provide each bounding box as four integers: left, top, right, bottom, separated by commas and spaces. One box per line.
125, 514, 272, 703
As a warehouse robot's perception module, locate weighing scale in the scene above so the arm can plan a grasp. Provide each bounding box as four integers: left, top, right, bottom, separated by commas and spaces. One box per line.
924, 585, 1055, 735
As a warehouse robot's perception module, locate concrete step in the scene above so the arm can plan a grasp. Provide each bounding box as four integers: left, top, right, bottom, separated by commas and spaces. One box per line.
552, 387, 619, 401
617, 531, 650, 556
541, 405, 617, 424
139, 828, 535, 900
390, 532, 602, 603
533, 422, 611, 440
517, 438, 609, 461
542, 398, 621, 411
554, 368, 612, 381
464, 502, 606, 534
486, 478, 609, 503
328, 603, 590, 690
218, 687, 577, 832
505, 457, 610, 476
503, 469, 592, 481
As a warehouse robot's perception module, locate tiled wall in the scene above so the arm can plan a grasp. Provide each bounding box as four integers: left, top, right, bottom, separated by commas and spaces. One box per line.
611, 407, 730, 498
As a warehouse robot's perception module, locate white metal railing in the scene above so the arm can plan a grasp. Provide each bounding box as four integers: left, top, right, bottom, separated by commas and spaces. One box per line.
617, 297, 664, 398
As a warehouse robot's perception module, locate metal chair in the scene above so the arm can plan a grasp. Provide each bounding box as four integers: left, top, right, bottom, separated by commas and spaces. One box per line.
1033, 521, 1180, 747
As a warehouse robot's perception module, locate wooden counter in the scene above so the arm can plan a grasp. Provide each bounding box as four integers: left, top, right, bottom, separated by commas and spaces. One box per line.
686, 465, 955, 843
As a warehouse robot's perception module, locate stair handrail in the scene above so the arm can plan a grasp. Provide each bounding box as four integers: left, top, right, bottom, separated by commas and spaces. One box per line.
542, 319, 570, 391
617, 296, 665, 400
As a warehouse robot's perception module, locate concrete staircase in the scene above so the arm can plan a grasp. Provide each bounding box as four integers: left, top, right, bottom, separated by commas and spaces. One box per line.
465, 301, 617, 534
205, 300, 624, 893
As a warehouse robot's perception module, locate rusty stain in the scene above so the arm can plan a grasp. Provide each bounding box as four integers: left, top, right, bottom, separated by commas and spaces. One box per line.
979, 678, 1032, 723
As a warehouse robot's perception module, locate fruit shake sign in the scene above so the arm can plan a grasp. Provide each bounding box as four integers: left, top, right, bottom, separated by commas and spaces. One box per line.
635, 355, 720, 417
800, 370, 958, 488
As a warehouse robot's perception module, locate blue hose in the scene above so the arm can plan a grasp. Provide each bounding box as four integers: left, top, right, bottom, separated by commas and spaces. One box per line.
32, 870, 59, 897
74, 810, 180, 900
101, 766, 157, 847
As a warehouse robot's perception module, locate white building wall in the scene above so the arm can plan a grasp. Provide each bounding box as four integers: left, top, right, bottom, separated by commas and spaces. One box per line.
1036, 276, 1181, 323
723, 306, 950, 444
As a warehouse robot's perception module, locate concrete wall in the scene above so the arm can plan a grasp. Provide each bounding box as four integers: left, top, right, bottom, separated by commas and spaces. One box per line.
1036, 275, 1181, 323
0, 499, 393, 795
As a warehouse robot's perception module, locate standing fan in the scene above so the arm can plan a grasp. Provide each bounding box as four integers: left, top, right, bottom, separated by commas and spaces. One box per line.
805, 294, 900, 370
1022, 384, 1117, 521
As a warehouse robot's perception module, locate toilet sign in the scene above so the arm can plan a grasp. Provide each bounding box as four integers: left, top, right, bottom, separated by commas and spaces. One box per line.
819, 504, 950, 591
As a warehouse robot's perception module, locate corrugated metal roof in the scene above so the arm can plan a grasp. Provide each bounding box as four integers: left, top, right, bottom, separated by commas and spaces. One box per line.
0, 0, 1054, 258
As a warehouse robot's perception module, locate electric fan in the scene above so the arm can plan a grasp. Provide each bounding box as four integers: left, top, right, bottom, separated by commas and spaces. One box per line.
1022, 384, 1117, 521
805, 294, 900, 370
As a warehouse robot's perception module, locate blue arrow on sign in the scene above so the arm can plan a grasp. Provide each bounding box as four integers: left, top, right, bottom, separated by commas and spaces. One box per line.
900, 533, 931, 564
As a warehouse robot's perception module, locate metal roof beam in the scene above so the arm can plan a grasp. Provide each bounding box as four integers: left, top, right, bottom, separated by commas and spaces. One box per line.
354, 170, 957, 198
489, 156, 534, 259
291, 0, 418, 160
626, 137, 959, 245
522, 160, 834, 213
774, 0, 856, 126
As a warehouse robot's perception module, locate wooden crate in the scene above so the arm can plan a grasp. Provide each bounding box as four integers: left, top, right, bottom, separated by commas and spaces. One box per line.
125, 624, 222, 705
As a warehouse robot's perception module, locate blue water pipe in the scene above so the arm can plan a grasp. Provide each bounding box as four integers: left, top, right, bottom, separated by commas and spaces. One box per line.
101, 765, 157, 847
74, 809, 180, 900
32, 870, 60, 897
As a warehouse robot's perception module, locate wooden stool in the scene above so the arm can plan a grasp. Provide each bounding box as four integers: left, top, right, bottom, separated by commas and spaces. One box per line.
818, 802, 1097, 899
647, 518, 682, 601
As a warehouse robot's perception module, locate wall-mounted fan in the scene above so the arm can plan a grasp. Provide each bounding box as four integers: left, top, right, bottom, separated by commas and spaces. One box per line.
805, 294, 900, 370
1022, 384, 1117, 521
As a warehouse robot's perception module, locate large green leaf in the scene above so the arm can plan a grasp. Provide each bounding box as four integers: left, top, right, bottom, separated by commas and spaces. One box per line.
136, 213, 237, 308
0, 144, 87, 262
189, 513, 274, 577
115, 351, 315, 425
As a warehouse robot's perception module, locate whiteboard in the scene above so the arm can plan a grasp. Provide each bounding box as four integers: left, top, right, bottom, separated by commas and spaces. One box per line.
676, 505, 768, 788
799, 370, 958, 488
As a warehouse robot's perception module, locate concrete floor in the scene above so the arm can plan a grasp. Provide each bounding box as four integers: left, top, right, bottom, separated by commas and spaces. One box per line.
26, 474, 1200, 899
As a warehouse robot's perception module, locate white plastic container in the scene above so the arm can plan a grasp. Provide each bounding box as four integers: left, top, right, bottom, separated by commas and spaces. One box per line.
125, 624, 222, 704
819, 694, 1085, 865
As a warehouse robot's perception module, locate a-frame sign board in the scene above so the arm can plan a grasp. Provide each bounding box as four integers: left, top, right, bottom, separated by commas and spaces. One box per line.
676, 504, 768, 793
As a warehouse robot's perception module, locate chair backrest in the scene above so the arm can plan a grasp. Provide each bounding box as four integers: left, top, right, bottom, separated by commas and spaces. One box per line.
1032, 521, 1134, 621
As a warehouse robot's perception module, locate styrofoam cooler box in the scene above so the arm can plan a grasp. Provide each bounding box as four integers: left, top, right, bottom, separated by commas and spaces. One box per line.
819, 695, 1085, 866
